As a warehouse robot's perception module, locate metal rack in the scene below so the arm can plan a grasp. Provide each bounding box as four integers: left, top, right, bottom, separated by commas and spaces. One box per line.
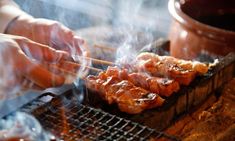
18, 91, 179, 141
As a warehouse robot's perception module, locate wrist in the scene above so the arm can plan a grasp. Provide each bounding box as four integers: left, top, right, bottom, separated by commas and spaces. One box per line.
5, 15, 34, 37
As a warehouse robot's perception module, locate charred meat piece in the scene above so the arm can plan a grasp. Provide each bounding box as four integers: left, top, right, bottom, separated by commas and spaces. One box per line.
105, 66, 180, 97
131, 52, 209, 85
86, 71, 165, 114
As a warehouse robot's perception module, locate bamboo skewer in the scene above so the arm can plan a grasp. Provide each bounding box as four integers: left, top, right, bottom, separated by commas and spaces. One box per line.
78, 56, 116, 66
44, 61, 102, 78
59, 60, 103, 73
93, 44, 117, 52
24, 56, 115, 88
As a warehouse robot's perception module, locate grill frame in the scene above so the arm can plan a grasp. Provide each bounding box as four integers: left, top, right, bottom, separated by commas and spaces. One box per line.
3, 51, 234, 141
16, 88, 179, 141
90, 53, 235, 131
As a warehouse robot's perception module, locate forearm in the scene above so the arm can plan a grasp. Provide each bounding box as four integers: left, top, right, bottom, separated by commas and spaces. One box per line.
0, 0, 33, 33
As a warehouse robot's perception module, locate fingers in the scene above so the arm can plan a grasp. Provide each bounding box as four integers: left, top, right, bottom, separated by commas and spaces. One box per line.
31, 19, 89, 58
1, 34, 68, 89
15, 38, 70, 62
43, 21, 87, 57
73, 36, 87, 56
43, 60, 91, 80
5, 17, 88, 58
16, 51, 65, 88
42, 61, 79, 76
28, 64, 65, 88
58, 61, 81, 72
42, 61, 82, 84
51, 31, 85, 57
74, 36, 84, 45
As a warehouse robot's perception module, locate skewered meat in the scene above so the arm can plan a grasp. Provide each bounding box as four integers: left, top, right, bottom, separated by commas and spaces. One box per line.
105, 66, 180, 97
129, 73, 180, 97
86, 53, 209, 113
86, 71, 165, 114
130, 52, 209, 85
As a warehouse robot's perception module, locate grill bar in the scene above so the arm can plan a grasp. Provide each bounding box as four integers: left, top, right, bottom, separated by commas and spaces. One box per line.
18, 92, 179, 141
7, 53, 234, 140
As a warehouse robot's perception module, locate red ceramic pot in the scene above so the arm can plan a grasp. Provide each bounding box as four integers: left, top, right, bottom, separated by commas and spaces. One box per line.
168, 0, 235, 60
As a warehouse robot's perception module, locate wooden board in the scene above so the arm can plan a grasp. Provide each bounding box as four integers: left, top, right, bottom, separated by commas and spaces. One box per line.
163, 78, 235, 141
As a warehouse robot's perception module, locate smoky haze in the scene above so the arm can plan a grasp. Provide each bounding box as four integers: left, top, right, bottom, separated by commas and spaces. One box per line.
0, 0, 171, 139
0, 0, 172, 106
14, 0, 171, 37
13, 0, 171, 63
0, 0, 171, 109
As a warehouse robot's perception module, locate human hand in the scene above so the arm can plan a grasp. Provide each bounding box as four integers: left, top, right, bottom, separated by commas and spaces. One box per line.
5, 16, 89, 58
0, 33, 71, 89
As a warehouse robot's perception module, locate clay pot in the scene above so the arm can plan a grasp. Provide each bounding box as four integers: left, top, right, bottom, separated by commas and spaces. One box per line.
168, 0, 235, 59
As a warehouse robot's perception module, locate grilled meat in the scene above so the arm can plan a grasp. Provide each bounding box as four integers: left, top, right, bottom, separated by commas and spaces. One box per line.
86, 71, 165, 114
130, 52, 209, 85
105, 66, 180, 97
86, 53, 209, 113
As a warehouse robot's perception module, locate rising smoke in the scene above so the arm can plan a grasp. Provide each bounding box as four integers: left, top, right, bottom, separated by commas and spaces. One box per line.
0, 112, 56, 141
0, 0, 170, 139
0, 39, 21, 99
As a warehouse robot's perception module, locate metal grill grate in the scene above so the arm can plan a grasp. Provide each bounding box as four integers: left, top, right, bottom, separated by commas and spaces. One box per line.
19, 93, 179, 141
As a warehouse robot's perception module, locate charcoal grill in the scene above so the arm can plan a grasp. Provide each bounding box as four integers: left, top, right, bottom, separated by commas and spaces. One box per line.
2, 44, 235, 141
16, 87, 179, 141
84, 53, 235, 131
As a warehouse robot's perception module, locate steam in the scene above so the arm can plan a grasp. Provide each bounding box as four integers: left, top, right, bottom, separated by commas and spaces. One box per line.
0, 41, 56, 140
0, 42, 21, 100
0, 1, 171, 139
1, 0, 170, 103
113, 0, 144, 27
0, 112, 55, 141
16, 0, 171, 72
115, 32, 142, 66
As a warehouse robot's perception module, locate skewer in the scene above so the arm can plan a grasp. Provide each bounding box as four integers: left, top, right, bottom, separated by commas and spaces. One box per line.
45, 63, 78, 77
77, 56, 116, 66
44, 61, 102, 77
23, 53, 118, 88
93, 44, 117, 52
23, 58, 109, 89
59, 60, 103, 73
